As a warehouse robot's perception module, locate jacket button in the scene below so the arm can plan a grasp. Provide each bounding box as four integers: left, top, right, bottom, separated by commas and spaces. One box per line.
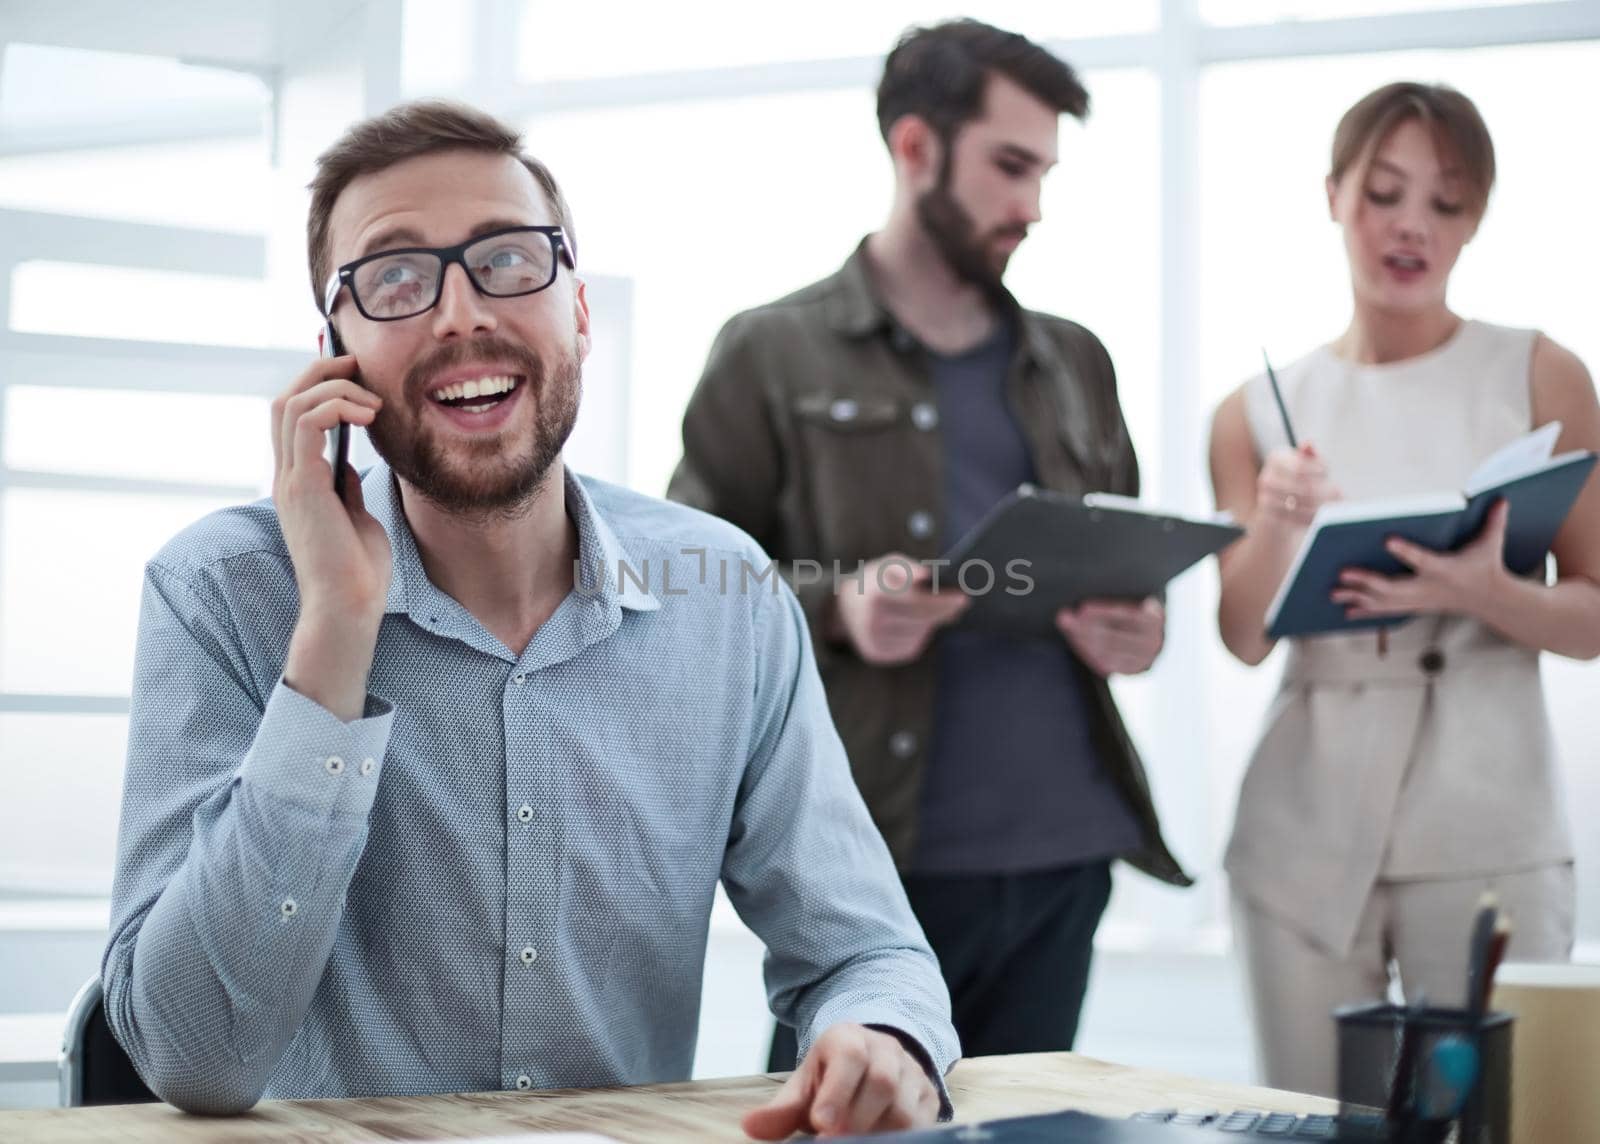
906, 510, 935, 540
889, 730, 918, 759
911, 402, 939, 431
828, 398, 859, 422
1419, 649, 1446, 675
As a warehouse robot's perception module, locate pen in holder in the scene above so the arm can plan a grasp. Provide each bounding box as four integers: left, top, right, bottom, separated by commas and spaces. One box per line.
1335, 1001, 1512, 1144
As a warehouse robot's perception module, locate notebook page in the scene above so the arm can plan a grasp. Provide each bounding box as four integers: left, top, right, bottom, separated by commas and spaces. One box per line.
1463, 421, 1561, 495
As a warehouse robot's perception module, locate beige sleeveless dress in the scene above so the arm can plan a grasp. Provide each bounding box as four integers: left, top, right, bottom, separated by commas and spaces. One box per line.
1227, 319, 1575, 957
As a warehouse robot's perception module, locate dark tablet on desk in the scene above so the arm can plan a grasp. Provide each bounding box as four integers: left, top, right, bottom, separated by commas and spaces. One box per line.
827, 1108, 1375, 1141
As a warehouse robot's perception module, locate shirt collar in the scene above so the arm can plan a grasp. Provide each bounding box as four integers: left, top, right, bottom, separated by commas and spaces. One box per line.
566, 469, 661, 614
822, 239, 898, 339
825, 237, 1056, 373
361, 461, 660, 620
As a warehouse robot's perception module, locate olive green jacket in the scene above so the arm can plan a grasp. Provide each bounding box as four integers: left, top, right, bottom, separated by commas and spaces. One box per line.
667, 244, 1191, 886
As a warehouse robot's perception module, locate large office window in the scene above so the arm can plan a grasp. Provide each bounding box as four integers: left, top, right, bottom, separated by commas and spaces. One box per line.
1199, 0, 1543, 24
0, 45, 279, 902
517, 1, 1158, 81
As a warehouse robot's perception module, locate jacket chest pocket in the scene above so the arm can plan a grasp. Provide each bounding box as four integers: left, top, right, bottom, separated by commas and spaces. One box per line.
789, 392, 925, 558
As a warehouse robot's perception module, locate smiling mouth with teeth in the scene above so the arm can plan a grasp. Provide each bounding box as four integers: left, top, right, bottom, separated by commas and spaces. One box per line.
1384, 253, 1427, 272
429, 374, 521, 413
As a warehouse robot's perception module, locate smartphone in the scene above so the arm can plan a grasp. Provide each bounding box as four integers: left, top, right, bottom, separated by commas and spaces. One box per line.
320, 321, 352, 496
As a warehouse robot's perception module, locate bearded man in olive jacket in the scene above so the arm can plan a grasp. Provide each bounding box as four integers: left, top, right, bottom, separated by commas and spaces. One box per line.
669, 19, 1191, 1067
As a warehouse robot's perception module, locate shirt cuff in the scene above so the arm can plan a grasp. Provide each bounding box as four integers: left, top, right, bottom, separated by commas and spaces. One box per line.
237, 680, 395, 819
866, 1023, 955, 1123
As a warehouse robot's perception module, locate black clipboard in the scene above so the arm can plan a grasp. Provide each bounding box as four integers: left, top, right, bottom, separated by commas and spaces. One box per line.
941, 485, 1243, 634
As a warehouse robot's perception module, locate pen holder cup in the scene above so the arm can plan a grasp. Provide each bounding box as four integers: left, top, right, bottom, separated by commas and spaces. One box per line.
1335, 1002, 1512, 1144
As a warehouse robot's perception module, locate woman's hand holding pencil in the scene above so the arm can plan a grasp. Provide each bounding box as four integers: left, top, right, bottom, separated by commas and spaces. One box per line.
1255, 443, 1342, 530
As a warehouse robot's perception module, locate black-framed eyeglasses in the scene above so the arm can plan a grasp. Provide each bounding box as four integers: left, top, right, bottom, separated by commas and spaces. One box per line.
321, 225, 575, 322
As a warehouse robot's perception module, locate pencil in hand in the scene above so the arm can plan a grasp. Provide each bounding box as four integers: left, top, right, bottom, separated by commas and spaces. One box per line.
1261, 348, 1298, 449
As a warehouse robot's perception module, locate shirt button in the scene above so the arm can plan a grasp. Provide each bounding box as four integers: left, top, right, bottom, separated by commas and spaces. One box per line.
516, 804, 535, 824
889, 730, 918, 759
280, 898, 298, 918
911, 402, 939, 431
1419, 649, 1446, 675
906, 510, 935, 540
360, 757, 375, 776
513, 673, 527, 687
828, 398, 859, 423
519, 945, 538, 965
515, 1074, 533, 1091
324, 756, 344, 776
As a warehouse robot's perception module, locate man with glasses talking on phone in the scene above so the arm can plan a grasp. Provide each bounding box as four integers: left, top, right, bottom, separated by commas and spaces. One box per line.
102, 100, 956, 1136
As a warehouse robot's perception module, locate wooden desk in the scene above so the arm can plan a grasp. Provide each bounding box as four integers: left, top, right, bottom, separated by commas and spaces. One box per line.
0, 1051, 1336, 1143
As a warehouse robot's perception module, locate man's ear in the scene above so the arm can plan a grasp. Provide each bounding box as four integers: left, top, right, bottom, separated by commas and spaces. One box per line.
573, 277, 591, 362
1325, 174, 1339, 222
888, 114, 943, 191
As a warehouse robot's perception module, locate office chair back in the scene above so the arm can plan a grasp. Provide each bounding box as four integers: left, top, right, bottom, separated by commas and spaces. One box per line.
59, 977, 158, 1107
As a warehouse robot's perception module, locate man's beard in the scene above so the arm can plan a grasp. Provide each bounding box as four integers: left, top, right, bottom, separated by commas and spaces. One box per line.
367, 333, 582, 521
914, 158, 1025, 300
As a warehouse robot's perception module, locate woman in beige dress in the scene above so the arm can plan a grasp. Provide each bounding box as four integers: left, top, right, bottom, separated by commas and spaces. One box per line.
1208, 82, 1600, 1097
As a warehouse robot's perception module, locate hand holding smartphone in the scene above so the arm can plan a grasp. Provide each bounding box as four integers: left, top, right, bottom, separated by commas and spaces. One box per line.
320, 322, 353, 496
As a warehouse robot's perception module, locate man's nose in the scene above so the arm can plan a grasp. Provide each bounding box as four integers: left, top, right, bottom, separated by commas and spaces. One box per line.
1019, 184, 1043, 227
430, 262, 498, 340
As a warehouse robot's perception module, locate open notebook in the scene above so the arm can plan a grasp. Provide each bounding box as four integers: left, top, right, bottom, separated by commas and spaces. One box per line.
1266, 422, 1597, 639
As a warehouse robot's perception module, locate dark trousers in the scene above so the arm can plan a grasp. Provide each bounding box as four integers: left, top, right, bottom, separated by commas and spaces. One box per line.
767, 860, 1113, 1070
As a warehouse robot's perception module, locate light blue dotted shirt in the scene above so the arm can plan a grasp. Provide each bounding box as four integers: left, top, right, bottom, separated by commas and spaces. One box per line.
103, 462, 957, 1114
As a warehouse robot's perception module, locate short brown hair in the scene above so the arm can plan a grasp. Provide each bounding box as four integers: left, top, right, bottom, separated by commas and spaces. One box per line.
876, 19, 1089, 147
306, 99, 576, 310
1330, 82, 1495, 217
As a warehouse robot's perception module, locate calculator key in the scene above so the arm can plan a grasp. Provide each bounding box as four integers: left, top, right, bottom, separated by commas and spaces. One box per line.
1340, 1111, 1388, 1132
1132, 1109, 1176, 1122
1294, 1116, 1338, 1138
1258, 1113, 1299, 1136
1171, 1110, 1220, 1126
1219, 1111, 1262, 1132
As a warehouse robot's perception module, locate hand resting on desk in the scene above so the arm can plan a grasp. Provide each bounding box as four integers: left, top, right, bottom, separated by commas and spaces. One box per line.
742, 1024, 940, 1139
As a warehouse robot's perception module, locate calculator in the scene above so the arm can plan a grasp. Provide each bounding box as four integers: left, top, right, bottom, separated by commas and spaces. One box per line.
1131, 1109, 1387, 1138
827, 1108, 1388, 1142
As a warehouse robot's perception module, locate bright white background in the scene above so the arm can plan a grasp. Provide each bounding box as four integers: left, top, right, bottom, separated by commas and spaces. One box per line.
0, 0, 1597, 1109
